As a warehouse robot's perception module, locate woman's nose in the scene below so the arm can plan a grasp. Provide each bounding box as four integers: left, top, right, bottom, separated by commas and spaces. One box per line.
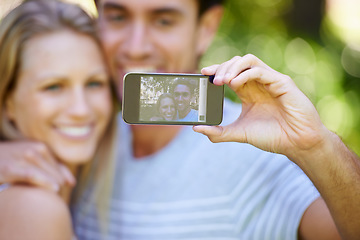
67, 88, 91, 119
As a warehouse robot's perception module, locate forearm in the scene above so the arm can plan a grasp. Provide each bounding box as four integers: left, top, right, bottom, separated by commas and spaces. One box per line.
294, 130, 360, 240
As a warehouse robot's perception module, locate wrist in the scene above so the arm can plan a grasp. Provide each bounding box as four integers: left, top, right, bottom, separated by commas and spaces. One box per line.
290, 127, 339, 174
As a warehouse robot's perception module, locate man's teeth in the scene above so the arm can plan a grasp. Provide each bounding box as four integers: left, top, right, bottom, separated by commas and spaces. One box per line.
58, 126, 91, 137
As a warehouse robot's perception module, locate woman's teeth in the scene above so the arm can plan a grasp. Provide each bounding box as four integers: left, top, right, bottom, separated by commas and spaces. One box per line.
57, 126, 91, 137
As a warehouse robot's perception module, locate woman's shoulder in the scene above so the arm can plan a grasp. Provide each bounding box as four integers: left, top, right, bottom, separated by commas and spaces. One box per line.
0, 185, 73, 240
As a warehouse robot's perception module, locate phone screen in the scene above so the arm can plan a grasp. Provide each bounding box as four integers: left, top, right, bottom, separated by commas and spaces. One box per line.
122, 73, 223, 125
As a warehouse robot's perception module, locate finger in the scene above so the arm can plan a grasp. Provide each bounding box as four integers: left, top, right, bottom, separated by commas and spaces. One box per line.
24, 146, 65, 186
58, 164, 76, 186
201, 64, 219, 76
212, 56, 241, 85
239, 54, 271, 70
229, 67, 294, 98
223, 54, 270, 83
34, 142, 60, 168
31, 142, 76, 186
2, 165, 60, 192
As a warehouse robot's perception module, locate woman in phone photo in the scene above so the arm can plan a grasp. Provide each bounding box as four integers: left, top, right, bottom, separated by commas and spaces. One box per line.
150, 93, 178, 121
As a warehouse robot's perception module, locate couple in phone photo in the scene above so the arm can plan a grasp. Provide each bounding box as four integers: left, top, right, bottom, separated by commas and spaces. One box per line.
150, 79, 199, 122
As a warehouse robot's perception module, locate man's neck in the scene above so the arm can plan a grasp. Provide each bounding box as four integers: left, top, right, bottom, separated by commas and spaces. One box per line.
131, 124, 183, 158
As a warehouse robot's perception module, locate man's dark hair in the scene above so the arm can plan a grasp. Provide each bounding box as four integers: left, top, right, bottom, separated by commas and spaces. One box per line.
198, 0, 224, 16
93, 0, 224, 16
171, 79, 194, 96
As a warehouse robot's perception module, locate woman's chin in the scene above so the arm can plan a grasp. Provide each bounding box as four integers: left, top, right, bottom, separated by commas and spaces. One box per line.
54, 148, 95, 165
164, 116, 175, 121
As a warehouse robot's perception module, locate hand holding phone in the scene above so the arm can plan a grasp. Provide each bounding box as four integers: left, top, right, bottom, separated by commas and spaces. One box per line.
122, 73, 224, 125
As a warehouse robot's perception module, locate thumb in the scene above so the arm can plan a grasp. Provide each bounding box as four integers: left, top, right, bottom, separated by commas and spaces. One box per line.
192, 125, 223, 142
193, 123, 247, 143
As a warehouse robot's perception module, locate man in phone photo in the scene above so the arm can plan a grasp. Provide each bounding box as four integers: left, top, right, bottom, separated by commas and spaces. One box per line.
1, 0, 360, 239
172, 79, 199, 121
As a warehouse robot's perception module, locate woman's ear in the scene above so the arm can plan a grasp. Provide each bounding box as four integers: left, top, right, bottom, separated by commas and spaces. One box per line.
196, 5, 224, 56
5, 94, 15, 121
3, 93, 23, 140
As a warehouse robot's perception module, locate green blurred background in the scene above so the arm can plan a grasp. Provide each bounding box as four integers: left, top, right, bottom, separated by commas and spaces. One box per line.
201, 0, 360, 155
1, 0, 359, 154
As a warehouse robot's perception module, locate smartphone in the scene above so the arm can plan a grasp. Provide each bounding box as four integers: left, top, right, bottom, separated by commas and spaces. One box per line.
122, 72, 224, 125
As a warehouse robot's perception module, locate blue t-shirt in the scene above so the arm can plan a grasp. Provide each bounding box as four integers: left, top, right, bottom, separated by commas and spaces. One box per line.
72, 99, 320, 240
179, 108, 198, 121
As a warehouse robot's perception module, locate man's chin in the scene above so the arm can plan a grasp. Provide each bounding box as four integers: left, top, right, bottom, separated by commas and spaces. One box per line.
123, 66, 157, 73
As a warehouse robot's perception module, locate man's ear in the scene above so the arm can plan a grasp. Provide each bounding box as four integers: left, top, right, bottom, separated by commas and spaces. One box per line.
196, 5, 224, 56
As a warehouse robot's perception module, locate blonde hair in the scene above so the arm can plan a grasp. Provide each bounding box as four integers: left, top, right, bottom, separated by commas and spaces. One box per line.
0, 0, 117, 235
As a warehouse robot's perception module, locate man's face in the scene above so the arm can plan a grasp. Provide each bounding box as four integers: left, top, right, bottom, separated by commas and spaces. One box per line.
173, 84, 191, 114
97, 0, 203, 97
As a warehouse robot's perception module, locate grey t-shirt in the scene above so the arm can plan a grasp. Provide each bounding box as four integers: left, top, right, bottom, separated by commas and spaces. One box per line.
72, 99, 319, 240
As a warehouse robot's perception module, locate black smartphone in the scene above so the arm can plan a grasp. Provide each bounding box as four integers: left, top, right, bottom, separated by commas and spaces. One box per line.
122, 72, 224, 125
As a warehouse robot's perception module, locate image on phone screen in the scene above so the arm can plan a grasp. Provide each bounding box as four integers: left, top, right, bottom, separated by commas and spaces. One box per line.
139, 75, 208, 123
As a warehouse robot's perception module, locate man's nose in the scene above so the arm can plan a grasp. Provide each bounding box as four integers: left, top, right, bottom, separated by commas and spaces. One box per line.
123, 21, 151, 60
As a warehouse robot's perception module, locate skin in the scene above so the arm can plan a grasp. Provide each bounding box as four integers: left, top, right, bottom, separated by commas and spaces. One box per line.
193, 55, 359, 239
6, 30, 111, 167
95, 1, 343, 239
0, 30, 112, 239
0, 0, 220, 180
159, 97, 176, 120
0, 185, 73, 240
173, 84, 192, 118
97, 0, 210, 92
96, 0, 222, 157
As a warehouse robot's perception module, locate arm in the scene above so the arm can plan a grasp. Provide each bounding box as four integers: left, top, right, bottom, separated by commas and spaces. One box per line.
0, 185, 73, 240
297, 132, 360, 240
0, 141, 75, 191
194, 55, 360, 239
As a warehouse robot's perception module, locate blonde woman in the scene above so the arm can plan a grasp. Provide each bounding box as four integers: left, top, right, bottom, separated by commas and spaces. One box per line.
0, 0, 117, 239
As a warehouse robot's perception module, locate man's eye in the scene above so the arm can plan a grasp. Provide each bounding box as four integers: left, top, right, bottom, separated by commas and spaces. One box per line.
174, 92, 189, 97
155, 17, 175, 27
105, 13, 126, 22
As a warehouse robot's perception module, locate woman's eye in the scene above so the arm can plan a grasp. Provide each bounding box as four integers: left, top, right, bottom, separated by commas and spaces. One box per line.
44, 84, 61, 92
87, 81, 105, 88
